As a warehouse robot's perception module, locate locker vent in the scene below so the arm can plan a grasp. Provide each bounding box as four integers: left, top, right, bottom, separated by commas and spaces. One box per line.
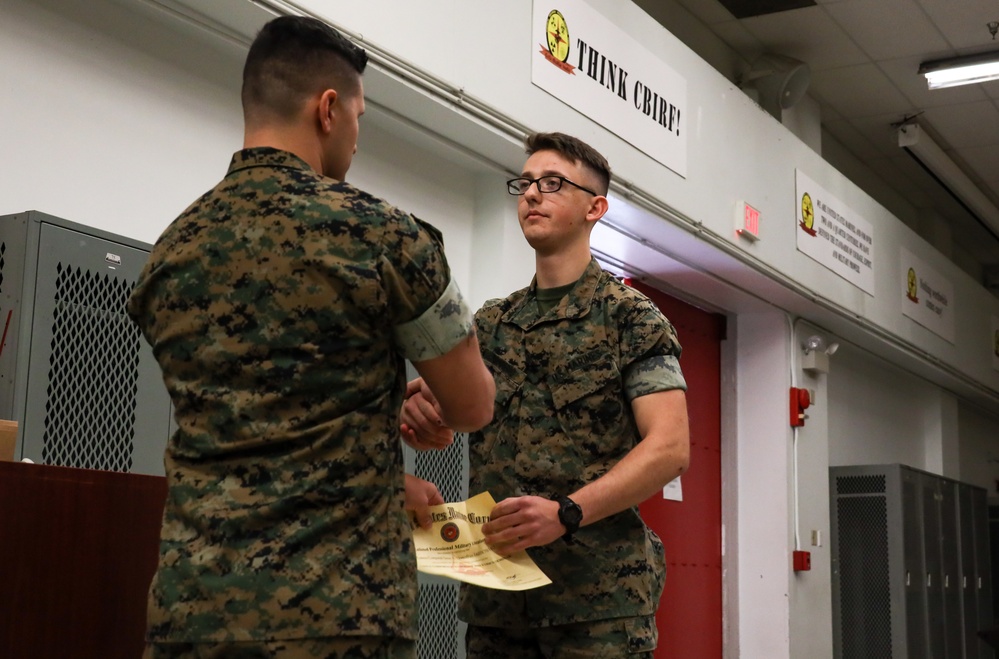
837, 494, 892, 657
415, 432, 467, 659
837, 474, 886, 495
41, 263, 140, 472
0, 241, 6, 294
418, 583, 460, 659
414, 432, 466, 502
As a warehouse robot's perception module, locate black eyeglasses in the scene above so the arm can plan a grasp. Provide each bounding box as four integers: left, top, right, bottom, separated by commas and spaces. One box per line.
506, 175, 598, 197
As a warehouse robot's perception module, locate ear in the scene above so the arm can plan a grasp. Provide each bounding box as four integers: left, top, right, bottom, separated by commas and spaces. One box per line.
584, 194, 609, 226
317, 89, 338, 134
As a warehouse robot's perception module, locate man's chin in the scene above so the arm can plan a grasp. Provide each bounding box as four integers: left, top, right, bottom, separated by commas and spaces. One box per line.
520, 229, 547, 248
522, 235, 559, 255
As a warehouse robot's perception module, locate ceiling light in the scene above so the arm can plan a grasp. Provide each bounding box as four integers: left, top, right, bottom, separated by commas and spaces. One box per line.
897, 122, 999, 239
919, 51, 999, 89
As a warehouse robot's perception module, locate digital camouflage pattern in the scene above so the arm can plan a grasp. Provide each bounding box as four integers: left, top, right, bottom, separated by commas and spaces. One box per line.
465, 614, 659, 657
458, 258, 686, 628
127, 147, 471, 643
145, 636, 416, 659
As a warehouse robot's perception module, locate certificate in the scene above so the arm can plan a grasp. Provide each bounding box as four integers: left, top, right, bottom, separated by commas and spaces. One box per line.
413, 491, 552, 591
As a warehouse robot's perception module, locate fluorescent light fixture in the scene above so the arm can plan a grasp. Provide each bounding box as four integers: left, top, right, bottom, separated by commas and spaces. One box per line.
897, 122, 999, 238
919, 51, 999, 89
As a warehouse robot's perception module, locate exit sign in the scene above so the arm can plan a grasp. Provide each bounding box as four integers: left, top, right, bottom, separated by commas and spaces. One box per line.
736, 201, 760, 242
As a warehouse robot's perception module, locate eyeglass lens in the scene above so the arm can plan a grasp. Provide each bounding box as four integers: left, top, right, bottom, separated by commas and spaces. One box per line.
509, 176, 563, 194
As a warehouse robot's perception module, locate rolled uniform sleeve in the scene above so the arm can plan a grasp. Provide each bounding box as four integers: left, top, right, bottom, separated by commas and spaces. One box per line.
620, 297, 687, 400
624, 353, 686, 399
382, 214, 473, 361
394, 277, 472, 361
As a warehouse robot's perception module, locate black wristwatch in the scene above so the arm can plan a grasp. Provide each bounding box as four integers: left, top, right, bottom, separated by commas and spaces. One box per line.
554, 495, 583, 541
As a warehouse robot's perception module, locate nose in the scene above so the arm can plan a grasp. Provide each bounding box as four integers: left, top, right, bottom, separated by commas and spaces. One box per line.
523, 180, 543, 202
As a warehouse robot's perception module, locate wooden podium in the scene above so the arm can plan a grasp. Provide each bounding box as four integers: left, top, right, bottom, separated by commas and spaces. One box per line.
0, 461, 166, 659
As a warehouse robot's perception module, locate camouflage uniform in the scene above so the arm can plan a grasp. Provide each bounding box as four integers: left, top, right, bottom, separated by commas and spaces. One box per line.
458, 258, 685, 645
127, 147, 472, 645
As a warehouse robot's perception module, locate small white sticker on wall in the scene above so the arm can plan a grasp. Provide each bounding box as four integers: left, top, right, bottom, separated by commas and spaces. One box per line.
662, 477, 683, 502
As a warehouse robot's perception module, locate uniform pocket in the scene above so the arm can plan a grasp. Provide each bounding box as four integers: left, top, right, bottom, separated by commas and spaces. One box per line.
549, 349, 620, 410
625, 614, 659, 653
484, 349, 525, 410
549, 350, 624, 453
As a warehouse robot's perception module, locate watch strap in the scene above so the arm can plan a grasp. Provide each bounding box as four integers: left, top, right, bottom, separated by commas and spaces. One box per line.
555, 495, 582, 540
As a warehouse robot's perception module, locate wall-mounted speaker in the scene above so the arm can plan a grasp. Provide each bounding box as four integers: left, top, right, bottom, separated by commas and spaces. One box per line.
741, 53, 811, 119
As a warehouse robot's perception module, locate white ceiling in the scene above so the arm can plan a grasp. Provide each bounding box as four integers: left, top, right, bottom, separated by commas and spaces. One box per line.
635, 0, 999, 282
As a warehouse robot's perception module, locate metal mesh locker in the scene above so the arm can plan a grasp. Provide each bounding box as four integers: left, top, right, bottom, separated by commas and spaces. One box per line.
941, 479, 964, 657
960, 484, 985, 659
975, 492, 994, 659
923, 473, 947, 657
0, 211, 171, 475
831, 464, 994, 659
830, 470, 899, 657
404, 422, 470, 659
902, 469, 930, 656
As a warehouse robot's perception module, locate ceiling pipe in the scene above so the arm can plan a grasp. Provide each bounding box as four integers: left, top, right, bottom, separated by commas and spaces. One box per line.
897, 122, 999, 240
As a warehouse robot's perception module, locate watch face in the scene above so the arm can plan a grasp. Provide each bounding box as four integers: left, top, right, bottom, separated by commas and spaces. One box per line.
559, 497, 582, 525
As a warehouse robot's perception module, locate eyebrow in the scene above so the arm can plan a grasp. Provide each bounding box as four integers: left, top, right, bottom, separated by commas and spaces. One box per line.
518, 169, 569, 178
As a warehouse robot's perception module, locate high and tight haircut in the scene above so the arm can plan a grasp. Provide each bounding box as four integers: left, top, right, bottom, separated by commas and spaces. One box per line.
524, 132, 611, 195
242, 16, 368, 124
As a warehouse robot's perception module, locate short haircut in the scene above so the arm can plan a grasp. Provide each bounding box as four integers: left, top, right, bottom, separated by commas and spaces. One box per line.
525, 132, 611, 195
242, 16, 368, 124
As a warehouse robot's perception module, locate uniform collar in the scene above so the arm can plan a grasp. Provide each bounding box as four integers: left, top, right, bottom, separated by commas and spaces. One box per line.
226, 147, 315, 176
502, 257, 603, 330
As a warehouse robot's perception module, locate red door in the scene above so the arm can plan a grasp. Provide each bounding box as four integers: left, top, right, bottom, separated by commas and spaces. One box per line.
633, 280, 724, 659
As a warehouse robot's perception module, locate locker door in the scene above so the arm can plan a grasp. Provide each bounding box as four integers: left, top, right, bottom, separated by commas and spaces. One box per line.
975, 490, 995, 659
940, 479, 963, 657
922, 475, 946, 657
0, 215, 29, 420
832, 484, 893, 658
903, 468, 930, 657
960, 484, 980, 659
632, 280, 725, 659
20, 222, 170, 475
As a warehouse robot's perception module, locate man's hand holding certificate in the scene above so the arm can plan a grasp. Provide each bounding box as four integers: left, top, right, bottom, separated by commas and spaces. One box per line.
412, 492, 552, 591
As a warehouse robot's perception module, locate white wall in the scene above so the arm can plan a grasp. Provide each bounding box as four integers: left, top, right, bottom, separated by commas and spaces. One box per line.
293, 0, 999, 402
7, 0, 999, 402
470, 174, 538, 309
959, 403, 999, 500
0, 0, 245, 244
789, 321, 835, 659
348, 122, 481, 301
829, 343, 941, 470
735, 313, 792, 656
5, 1, 999, 658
